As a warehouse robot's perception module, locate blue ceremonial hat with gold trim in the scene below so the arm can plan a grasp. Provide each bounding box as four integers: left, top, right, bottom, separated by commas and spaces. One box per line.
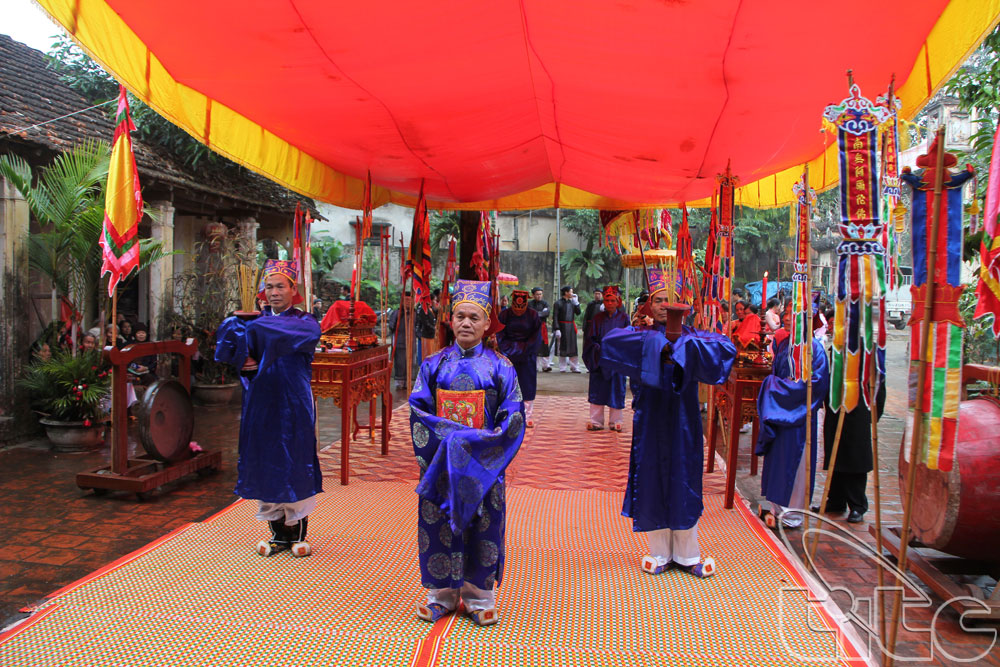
257, 258, 303, 304
452, 279, 492, 316
647, 268, 669, 298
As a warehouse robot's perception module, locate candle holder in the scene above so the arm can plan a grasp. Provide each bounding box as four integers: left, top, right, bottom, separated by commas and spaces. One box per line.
663, 303, 691, 343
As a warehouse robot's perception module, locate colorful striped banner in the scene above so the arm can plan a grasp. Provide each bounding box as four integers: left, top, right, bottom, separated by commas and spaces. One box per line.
788, 177, 815, 382
823, 84, 891, 412
901, 145, 973, 472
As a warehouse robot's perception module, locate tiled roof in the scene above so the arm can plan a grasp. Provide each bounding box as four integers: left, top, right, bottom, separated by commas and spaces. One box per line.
0, 34, 314, 215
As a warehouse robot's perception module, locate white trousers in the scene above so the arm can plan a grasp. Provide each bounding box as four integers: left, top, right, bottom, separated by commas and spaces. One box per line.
558, 356, 580, 371
427, 582, 495, 612
645, 523, 700, 567
589, 403, 623, 427
524, 400, 533, 422
537, 356, 551, 371
255, 496, 317, 525
769, 441, 809, 528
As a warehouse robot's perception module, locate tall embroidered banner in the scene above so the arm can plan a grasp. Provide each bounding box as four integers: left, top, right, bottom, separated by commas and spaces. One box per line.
788, 177, 816, 382
974, 121, 1000, 337
100, 85, 142, 296
716, 167, 737, 332
823, 84, 891, 412
902, 137, 973, 471
403, 185, 433, 313
700, 205, 719, 330
878, 90, 903, 291
471, 211, 492, 282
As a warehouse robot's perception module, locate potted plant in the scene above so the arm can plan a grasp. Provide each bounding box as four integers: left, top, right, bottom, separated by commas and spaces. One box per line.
18, 349, 111, 450
165, 229, 251, 405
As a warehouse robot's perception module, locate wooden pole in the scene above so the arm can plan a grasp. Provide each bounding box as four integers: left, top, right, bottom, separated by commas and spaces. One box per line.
801, 165, 814, 541
886, 125, 948, 667
870, 74, 896, 663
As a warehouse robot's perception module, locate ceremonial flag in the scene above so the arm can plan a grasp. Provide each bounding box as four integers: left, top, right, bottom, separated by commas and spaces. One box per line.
902, 136, 974, 471
403, 185, 433, 313
788, 177, 816, 382
974, 121, 1000, 337
677, 205, 695, 305
100, 85, 142, 296
823, 84, 891, 412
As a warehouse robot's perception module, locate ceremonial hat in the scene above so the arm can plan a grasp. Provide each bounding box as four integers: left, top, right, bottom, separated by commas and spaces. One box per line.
647, 268, 670, 298
511, 289, 529, 303
452, 280, 492, 316
602, 285, 621, 298
257, 258, 303, 304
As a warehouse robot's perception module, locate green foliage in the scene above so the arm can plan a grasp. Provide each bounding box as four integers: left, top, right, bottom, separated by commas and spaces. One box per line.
0, 141, 169, 326
164, 230, 254, 384
559, 210, 620, 288
960, 283, 998, 365
430, 211, 460, 251
18, 349, 110, 422
943, 24, 1000, 203
311, 236, 347, 277
47, 35, 221, 170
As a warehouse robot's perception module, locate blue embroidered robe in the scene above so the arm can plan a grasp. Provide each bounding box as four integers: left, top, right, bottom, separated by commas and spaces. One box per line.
755, 337, 829, 507
601, 324, 736, 531
496, 308, 542, 401
583, 308, 630, 408
409, 342, 525, 590
215, 307, 323, 503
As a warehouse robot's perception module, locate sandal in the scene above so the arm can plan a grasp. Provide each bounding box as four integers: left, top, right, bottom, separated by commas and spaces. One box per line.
640, 555, 671, 575
611, 423, 623, 432
466, 607, 499, 626
676, 558, 716, 578
526, 420, 535, 429
416, 602, 454, 623
586, 423, 604, 431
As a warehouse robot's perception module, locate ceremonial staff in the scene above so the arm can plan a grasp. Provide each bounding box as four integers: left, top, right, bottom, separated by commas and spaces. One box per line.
886, 125, 947, 667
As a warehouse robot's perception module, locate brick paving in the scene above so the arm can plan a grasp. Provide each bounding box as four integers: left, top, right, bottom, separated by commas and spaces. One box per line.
2, 336, 996, 665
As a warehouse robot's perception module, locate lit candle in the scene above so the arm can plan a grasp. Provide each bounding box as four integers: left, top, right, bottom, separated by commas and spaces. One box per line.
350, 262, 357, 301
761, 271, 768, 313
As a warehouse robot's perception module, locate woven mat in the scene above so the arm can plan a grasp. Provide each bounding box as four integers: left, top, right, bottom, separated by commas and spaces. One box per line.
0, 397, 858, 665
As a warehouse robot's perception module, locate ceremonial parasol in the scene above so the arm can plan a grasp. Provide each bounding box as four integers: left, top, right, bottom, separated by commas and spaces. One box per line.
497, 272, 519, 286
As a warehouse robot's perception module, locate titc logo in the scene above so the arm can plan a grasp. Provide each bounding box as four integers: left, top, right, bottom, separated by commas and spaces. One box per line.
772, 512, 996, 663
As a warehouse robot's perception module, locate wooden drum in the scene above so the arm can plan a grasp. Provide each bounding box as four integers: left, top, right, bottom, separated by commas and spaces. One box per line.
899, 395, 1000, 561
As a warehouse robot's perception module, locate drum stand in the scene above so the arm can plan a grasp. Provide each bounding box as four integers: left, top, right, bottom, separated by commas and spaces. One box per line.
875, 525, 1000, 622
76, 340, 222, 500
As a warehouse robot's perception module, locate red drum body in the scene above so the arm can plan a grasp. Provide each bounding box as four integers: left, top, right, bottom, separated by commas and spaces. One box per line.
899, 396, 1000, 561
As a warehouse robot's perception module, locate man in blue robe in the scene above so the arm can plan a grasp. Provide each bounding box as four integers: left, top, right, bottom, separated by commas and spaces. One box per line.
601, 269, 736, 578
583, 285, 630, 431
410, 280, 525, 626
755, 311, 829, 529
215, 259, 322, 557
497, 289, 542, 428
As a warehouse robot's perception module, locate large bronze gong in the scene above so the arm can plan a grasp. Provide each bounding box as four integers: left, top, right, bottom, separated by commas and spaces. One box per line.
137, 379, 194, 463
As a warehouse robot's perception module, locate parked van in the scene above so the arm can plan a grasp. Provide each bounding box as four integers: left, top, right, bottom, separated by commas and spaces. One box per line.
886, 266, 912, 329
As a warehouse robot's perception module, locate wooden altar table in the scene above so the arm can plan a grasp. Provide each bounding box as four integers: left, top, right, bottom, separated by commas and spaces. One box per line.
706, 364, 771, 509
311, 345, 392, 485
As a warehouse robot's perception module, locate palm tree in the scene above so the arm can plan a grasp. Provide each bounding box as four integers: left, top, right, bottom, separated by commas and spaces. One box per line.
0, 140, 168, 335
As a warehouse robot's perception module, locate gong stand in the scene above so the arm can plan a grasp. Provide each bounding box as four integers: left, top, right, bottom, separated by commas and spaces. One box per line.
76, 339, 222, 499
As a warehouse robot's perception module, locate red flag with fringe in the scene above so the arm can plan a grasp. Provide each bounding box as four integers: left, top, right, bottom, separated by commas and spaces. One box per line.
403, 185, 433, 313
100, 85, 142, 296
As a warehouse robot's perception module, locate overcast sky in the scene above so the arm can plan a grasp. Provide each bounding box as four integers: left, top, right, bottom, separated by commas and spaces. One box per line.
3, 0, 68, 52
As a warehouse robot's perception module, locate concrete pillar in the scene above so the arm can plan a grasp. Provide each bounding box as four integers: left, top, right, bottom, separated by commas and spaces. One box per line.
148, 200, 175, 338
0, 176, 31, 436
236, 216, 259, 250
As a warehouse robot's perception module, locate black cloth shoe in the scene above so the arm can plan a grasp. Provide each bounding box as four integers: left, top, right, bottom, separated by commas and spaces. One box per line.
846, 509, 865, 523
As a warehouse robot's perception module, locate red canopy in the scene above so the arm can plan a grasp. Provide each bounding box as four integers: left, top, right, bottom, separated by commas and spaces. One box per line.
36, 0, 999, 208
